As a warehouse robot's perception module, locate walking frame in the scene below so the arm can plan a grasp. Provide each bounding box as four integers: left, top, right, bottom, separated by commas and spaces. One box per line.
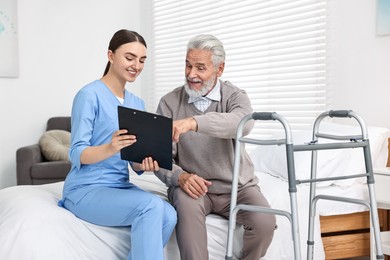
225, 110, 384, 260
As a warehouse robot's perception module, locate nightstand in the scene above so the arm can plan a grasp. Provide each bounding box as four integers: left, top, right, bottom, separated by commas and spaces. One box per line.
374, 168, 390, 257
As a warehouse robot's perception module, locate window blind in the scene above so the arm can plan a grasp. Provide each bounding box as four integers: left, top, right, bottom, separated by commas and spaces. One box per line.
148, 0, 328, 144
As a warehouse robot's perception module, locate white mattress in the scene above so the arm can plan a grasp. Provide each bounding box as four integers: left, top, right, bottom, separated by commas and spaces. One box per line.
0, 171, 370, 260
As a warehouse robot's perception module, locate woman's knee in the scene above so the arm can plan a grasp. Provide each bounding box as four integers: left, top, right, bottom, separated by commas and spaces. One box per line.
147, 195, 165, 213
164, 201, 177, 226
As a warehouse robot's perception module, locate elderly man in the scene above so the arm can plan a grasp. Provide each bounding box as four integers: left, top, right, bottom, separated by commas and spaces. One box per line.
155, 34, 276, 260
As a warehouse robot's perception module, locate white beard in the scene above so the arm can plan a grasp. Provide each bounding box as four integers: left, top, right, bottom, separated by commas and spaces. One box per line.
184, 76, 216, 98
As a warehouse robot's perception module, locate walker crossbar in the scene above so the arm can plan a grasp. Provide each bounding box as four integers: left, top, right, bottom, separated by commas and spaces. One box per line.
231, 205, 293, 224
238, 137, 286, 146
296, 173, 369, 184
294, 140, 369, 151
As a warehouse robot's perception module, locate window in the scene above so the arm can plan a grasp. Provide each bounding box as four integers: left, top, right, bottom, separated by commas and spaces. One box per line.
147, 0, 328, 143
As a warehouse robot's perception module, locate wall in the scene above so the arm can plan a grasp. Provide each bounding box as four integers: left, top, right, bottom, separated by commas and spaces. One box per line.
327, 0, 390, 128
0, 0, 144, 188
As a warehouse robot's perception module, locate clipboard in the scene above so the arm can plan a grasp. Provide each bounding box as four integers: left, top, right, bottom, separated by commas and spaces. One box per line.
118, 106, 173, 170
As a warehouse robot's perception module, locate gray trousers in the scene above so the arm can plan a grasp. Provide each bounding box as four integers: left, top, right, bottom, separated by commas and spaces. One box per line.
168, 185, 276, 260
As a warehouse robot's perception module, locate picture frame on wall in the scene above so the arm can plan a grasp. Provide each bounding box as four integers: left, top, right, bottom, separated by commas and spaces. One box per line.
0, 0, 18, 77
377, 0, 390, 36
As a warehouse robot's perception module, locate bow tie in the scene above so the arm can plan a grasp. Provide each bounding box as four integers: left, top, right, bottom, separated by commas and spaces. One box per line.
188, 96, 209, 103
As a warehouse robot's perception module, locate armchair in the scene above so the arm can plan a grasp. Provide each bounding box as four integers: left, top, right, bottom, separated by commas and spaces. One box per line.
16, 117, 71, 185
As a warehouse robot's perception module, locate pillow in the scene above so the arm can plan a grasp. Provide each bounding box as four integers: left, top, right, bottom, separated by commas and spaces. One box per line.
39, 130, 71, 161
249, 122, 390, 187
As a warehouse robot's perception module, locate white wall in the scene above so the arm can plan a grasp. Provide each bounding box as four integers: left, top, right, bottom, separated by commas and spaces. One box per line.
327, 0, 390, 128
0, 0, 144, 188
0, 0, 389, 189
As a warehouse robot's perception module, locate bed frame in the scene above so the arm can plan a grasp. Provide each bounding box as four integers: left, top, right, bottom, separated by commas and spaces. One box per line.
319, 138, 390, 259
320, 209, 388, 259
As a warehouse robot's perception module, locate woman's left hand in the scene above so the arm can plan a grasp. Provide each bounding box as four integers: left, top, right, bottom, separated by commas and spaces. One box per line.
139, 157, 160, 171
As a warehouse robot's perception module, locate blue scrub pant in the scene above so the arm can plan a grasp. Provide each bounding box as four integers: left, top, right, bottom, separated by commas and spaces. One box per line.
63, 184, 177, 260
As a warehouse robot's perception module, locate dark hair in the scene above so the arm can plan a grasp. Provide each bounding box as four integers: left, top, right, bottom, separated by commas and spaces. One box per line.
103, 29, 147, 76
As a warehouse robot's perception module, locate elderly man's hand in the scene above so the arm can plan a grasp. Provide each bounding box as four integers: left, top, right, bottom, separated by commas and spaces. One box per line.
172, 117, 198, 142
178, 172, 212, 199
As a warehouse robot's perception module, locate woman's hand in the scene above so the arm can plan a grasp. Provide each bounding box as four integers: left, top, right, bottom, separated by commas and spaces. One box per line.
140, 157, 160, 171
132, 157, 160, 172
110, 129, 137, 153
80, 129, 136, 165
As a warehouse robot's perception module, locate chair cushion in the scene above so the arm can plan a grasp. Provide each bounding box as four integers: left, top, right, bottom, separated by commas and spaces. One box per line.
39, 130, 71, 161
31, 161, 71, 180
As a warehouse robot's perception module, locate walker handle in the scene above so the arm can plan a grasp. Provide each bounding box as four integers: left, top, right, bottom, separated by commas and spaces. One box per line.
328, 110, 352, 118
252, 112, 277, 121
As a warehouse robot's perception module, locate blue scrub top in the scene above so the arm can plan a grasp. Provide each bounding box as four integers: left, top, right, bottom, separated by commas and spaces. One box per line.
60, 80, 145, 204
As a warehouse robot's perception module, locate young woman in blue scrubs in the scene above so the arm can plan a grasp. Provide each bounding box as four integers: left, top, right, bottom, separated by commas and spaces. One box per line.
58, 29, 177, 260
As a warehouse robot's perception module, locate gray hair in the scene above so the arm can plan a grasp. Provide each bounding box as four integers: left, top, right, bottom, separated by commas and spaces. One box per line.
187, 34, 225, 68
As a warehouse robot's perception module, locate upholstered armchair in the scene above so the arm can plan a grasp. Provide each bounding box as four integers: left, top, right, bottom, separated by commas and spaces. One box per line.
16, 117, 71, 185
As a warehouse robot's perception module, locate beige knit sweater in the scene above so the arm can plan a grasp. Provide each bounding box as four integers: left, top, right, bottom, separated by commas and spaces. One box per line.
154, 80, 258, 195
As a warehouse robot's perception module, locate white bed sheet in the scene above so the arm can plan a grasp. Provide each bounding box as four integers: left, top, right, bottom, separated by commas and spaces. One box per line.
0, 175, 242, 260
0, 171, 369, 260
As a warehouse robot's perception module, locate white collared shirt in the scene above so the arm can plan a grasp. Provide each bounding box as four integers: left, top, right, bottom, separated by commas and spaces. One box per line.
188, 80, 221, 112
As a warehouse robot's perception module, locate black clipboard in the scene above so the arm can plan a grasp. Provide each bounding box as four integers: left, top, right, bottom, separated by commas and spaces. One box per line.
118, 106, 173, 170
